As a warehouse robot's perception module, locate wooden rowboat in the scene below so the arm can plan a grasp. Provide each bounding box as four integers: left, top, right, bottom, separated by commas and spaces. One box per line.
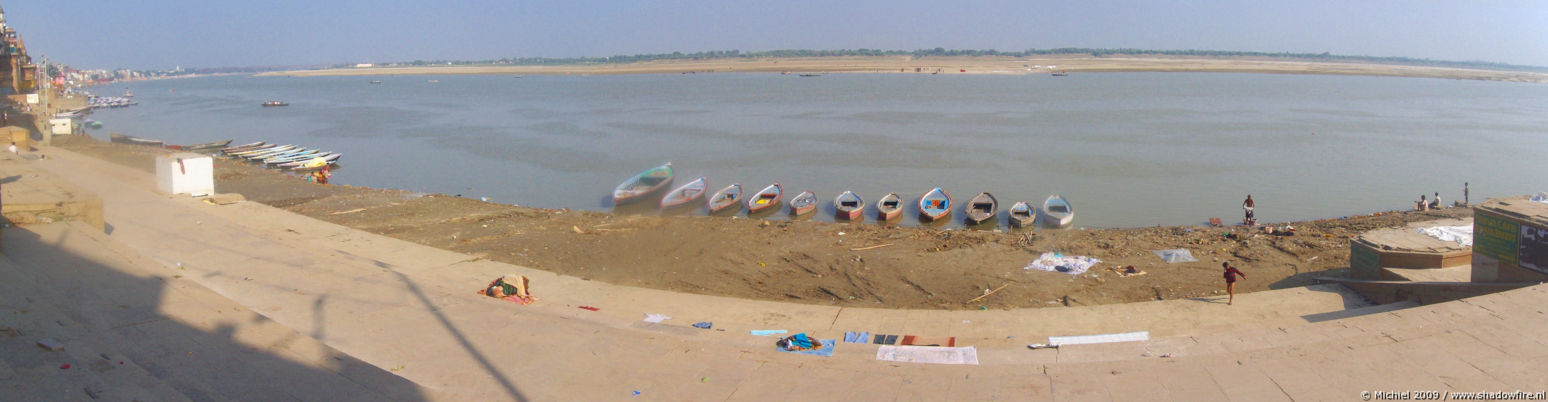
1039, 194, 1075, 228
220, 141, 266, 153
965, 192, 998, 225
660, 177, 709, 210
876, 193, 902, 221
1008, 201, 1036, 228
707, 183, 744, 214
788, 191, 817, 216
834, 191, 865, 220
747, 183, 783, 213
172, 139, 234, 152
918, 187, 952, 222
612, 162, 675, 205
109, 133, 164, 147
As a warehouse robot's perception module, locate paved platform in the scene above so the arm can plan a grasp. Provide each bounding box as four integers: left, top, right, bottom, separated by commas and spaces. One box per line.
2, 148, 1544, 400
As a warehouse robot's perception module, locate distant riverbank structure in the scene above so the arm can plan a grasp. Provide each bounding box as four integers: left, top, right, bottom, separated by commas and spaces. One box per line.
0, 6, 38, 95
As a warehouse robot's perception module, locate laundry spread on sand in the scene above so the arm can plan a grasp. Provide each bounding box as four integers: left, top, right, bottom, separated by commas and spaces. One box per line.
692, 322, 713, 329
1024, 252, 1101, 275
899, 336, 955, 347
750, 330, 788, 336
1048, 331, 1150, 346
476, 274, 536, 305
844, 331, 871, 343
1152, 249, 1197, 263
643, 314, 671, 323
875, 345, 979, 365
776, 333, 836, 357
1418, 225, 1473, 247
871, 334, 900, 345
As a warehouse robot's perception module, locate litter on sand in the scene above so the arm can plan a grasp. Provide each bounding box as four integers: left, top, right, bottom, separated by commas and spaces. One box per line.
1111, 266, 1148, 277
750, 330, 788, 336
1048, 331, 1150, 346
1417, 225, 1473, 247
643, 314, 671, 323
1024, 252, 1101, 275
875, 345, 979, 365
692, 322, 713, 329
1152, 249, 1198, 263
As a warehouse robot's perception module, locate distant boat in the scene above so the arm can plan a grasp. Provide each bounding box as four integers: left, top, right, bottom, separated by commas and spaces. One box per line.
660, 177, 709, 210
834, 191, 865, 220
1008, 201, 1036, 228
1039, 194, 1075, 228
788, 191, 817, 216
370, 80, 383, 84
747, 183, 783, 213
799, 74, 821, 77
262, 101, 289, 107
964, 192, 998, 225
1051, 71, 1069, 77
612, 162, 675, 205
707, 183, 744, 214
918, 187, 952, 222
178, 139, 235, 153
427, 79, 439, 83
876, 193, 903, 221
221, 141, 266, 153
123, 91, 134, 98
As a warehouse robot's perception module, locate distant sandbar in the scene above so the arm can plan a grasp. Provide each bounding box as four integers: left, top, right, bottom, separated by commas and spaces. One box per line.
264, 55, 1548, 83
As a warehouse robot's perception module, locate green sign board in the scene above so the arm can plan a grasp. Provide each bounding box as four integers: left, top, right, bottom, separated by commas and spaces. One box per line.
1475, 211, 1520, 265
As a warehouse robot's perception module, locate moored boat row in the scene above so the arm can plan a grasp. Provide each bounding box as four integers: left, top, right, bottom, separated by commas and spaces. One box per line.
219, 141, 343, 171
612, 163, 1075, 227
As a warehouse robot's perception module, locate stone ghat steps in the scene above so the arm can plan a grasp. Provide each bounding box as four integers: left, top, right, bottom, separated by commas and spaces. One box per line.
0, 222, 442, 401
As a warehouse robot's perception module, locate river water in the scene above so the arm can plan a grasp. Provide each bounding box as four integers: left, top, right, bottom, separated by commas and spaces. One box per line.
85, 72, 1548, 228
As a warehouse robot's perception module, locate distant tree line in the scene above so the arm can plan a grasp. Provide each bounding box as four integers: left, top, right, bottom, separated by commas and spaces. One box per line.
335, 48, 1545, 73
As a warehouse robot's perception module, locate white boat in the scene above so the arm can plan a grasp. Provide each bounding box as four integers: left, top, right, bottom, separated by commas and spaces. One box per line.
1038, 194, 1074, 228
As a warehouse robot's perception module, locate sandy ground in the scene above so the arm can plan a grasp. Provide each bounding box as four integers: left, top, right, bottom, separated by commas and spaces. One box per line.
53, 136, 1473, 310
264, 55, 1548, 84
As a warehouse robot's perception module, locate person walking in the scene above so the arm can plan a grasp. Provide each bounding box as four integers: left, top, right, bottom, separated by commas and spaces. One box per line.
1223, 262, 1246, 305
1242, 195, 1255, 225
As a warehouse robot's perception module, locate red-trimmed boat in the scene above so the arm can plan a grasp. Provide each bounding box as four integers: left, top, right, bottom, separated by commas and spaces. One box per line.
788, 191, 817, 216
746, 183, 783, 213
834, 191, 864, 220
660, 177, 708, 210
918, 187, 952, 222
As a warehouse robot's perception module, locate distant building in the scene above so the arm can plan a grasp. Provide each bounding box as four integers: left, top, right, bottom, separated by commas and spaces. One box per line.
354, 63, 374, 68
0, 6, 39, 94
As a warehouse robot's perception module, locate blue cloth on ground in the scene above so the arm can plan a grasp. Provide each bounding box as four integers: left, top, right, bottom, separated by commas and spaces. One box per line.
750, 329, 787, 336
692, 322, 712, 329
777, 338, 837, 357
844, 331, 871, 343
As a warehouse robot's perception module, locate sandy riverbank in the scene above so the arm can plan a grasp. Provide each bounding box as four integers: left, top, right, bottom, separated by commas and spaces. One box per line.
54, 136, 1474, 310
264, 55, 1548, 83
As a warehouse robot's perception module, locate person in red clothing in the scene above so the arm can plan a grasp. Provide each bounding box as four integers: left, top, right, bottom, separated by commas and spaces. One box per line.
1223, 262, 1246, 305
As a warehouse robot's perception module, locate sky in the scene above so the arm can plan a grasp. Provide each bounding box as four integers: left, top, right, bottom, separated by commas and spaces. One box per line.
5, 0, 1546, 70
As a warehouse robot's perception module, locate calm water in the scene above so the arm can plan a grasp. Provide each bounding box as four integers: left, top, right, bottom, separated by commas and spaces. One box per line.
85, 73, 1548, 228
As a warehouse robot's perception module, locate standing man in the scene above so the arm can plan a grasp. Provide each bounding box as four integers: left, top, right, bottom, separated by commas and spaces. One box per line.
1465, 182, 1470, 205
1242, 195, 1255, 225
1223, 262, 1246, 305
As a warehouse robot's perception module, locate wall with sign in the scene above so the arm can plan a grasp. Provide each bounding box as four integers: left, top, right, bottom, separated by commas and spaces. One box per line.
1471, 205, 1548, 282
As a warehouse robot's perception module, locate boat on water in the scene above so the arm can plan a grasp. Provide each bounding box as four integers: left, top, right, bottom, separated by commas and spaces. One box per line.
174, 139, 234, 152
918, 187, 952, 222
834, 191, 865, 220
798, 74, 821, 77
1039, 194, 1075, 228
123, 91, 133, 98
747, 183, 783, 213
221, 141, 267, 153
964, 192, 998, 225
109, 133, 164, 147
660, 177, 709, 210
1008, 201, 1036, 228
788, 191, 817, 216
284, 155, 341, 171
262, 101, 289, 107
707, 183, 744, 214
876, 193, 903, 220
612, 162, 675, 205
370, 80, 383, 84
1051, 71, 1069, 76
227, 144, 289, 157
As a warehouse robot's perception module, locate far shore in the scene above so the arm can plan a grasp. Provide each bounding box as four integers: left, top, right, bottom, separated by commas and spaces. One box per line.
262, 55, 1548, 83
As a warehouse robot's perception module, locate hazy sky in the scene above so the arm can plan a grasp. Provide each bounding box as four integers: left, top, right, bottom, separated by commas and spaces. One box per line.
5, 0, 1546, 70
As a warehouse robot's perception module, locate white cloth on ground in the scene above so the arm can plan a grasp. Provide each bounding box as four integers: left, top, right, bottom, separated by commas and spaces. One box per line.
1048, 331, 1151, 346
643, 313, 672, 323
1153, 249, 1198, 263
1024, 252, 1101, 275
1417, 225, 1473, 247
874, 345, 979, 365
